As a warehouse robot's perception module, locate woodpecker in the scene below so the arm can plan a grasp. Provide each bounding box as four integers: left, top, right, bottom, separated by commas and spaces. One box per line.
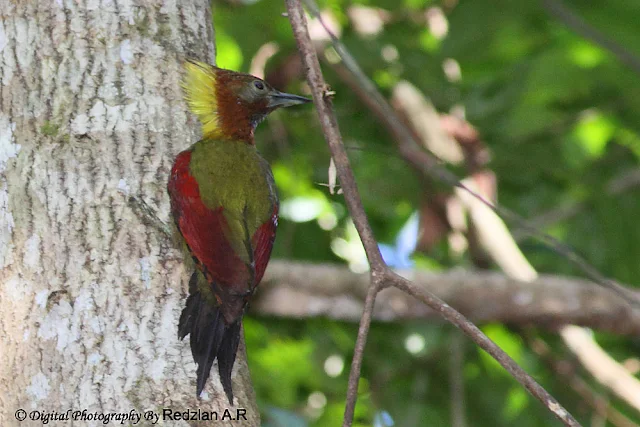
168, 60, 310, 403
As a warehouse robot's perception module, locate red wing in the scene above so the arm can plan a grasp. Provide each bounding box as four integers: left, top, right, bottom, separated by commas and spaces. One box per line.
168, 150, 277, 294
168, 151, 251, 290
251, 205, 278, 286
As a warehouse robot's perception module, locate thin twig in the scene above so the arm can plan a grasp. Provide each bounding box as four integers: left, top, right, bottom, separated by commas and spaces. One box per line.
541, 0, 640, 77
343, 283, 381, 427
282, 2, 387, 425
283, 1, 383, 269
525, 333, 638, 427
386, 270, 579, 426
301, 0, 640, 309
560, 326, 640, 410
284, 1, 580, 425
514, 167, 640, 239
258, 261, 640, 335
450, 332, 467, 427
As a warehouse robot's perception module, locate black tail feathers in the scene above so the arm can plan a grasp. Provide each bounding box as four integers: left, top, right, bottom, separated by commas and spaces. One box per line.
178, 272, 242, 404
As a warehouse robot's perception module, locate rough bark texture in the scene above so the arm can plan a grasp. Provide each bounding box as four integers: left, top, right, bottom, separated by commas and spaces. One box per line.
0, 2, 259, 426
257, 261, 640, 335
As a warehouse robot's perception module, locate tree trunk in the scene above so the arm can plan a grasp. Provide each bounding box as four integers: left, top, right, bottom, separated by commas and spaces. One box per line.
0, 2, 259, 425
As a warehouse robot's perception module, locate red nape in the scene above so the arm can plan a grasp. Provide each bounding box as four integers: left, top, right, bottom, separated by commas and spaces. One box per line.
214, 72, 269, 144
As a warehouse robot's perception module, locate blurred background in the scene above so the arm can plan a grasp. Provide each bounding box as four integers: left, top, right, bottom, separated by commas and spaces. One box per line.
212, 0, 640, 425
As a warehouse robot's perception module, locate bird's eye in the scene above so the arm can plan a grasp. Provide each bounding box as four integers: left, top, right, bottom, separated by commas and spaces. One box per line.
254, 81, 265, 91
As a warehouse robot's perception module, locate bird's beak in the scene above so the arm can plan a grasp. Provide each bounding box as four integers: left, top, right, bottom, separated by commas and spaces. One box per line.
267, 90, 312, 110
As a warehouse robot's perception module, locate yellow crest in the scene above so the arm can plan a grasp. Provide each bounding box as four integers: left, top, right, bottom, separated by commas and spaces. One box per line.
182, 60, 220, 137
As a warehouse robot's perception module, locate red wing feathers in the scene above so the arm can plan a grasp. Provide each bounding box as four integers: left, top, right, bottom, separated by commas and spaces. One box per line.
251, 205, 278, 285
168, 150, 276, 297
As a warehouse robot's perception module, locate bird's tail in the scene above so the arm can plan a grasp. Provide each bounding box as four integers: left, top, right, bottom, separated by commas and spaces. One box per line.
178, 272, 242, 405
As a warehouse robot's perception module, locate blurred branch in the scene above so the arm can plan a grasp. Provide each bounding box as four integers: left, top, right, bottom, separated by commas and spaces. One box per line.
298, 0, 640, 416
453, 160, 640, 415
284, 4, 388, 427
514, 168, 640, 239
526, 334, 639, 427
541, 0, 640, 76
376, 40, 640, 417
455, 179, 537, 280
305, 0, 640, 308
450, 333, 467, 427
285, 1, 580, 425
391, 81, 465, 165
257, 261, 640, 335
560, 326, 640, 411
249, 42, 280, 79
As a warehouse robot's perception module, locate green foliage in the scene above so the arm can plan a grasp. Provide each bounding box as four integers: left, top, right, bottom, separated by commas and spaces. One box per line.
477, 325, 525, 375
212, 0, 640, 424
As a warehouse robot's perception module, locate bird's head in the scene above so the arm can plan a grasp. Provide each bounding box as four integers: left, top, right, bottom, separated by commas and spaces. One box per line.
182, 60, 311, 143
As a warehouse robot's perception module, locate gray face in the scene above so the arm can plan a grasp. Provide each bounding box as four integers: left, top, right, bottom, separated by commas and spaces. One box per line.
234, 75, 311, 127
237, 78, 272, 104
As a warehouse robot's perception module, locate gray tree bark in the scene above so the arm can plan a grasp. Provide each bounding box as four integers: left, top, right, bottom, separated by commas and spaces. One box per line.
0, 1, 259, 425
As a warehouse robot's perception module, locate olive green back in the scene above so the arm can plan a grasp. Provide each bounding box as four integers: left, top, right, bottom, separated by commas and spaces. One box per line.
188, 139, 277, 263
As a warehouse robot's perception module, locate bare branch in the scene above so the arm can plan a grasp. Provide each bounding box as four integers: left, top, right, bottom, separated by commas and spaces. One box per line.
541, 0, 640, 76
302, 0, 640, 308
455, 160, 640, 415
560, 326, 640, 410
257, 261, 640, 335
514, 168, 640, 239
450, 333, 467, 427
283, 1, 383, 270
343, 283, 380, 427
386, 271, 579, 425
362, 19, 640, 417
527, 334, 639, 427
284, 1, 580, 425
283, 3, 386, 425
